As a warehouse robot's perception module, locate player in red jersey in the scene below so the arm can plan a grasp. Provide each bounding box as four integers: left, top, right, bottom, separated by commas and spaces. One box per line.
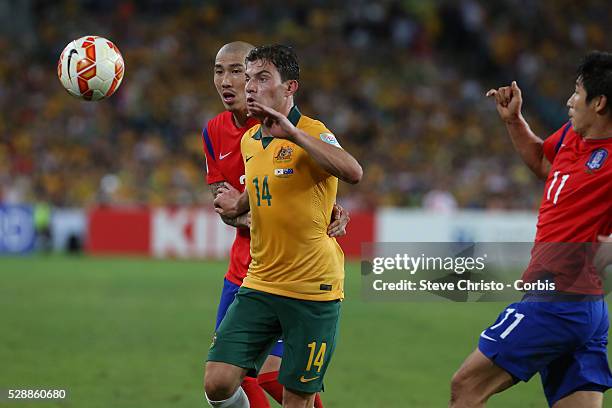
202, 42, 348, 408
450, 52, 612, 407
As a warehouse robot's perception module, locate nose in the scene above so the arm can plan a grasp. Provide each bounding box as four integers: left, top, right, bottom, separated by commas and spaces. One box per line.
245, 77, 255, 94
221, 73, 231, 88
566, 93, 575, 108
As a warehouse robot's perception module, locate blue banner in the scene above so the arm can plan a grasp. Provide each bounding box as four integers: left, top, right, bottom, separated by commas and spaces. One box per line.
0, 205, 35, 254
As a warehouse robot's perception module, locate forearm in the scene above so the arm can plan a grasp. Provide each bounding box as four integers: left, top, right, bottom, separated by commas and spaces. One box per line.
209, 182, 250, 226
291, 129, 362, 184
233, 191, 250, 214
505, 115, 550, 180
220, 212, 250, 228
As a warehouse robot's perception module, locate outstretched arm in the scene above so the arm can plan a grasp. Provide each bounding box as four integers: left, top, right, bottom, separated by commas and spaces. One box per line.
249, 102, 363, 184
210, 182, 250, 227
486, 81, 551, 180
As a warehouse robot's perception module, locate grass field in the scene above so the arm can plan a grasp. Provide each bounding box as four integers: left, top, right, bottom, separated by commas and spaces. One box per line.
0, 256, 609, 407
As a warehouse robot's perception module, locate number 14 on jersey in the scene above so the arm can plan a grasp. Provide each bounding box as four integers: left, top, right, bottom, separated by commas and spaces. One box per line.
253, 176, 272, 206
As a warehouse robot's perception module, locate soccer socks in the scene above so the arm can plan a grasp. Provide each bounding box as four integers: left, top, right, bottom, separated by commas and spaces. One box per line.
206, 386, 250, 408
257, 371, 325, 408
257, 371, 283, 403
313, 393, 324, 408
241, 376, 270, 408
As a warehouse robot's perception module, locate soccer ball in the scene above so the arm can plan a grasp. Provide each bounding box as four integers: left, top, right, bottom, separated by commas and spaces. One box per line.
57, 36, 125, 101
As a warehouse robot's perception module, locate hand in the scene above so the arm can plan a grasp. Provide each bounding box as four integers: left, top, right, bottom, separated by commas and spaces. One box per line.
213, 182, 241, 218
486, 81, 523, 123
595, 235, 612, 276
248, 101, 297, 140
327, 203, 350, 237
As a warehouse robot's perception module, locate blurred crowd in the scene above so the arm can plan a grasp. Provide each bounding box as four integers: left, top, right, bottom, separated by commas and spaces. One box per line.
0, 0, 609, 211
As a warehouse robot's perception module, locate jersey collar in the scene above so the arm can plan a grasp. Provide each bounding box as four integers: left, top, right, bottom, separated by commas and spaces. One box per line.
252, 105, 302, 149
252, 105, 302, 140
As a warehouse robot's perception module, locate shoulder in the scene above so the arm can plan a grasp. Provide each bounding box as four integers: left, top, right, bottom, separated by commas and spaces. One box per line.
241, 124, 262, 146
207, 111, 233, 135
298, 115, 330, 133
298, 115, 341, 148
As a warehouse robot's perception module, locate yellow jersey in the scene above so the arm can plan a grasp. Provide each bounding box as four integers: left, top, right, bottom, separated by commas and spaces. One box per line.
240, 106, 345, 301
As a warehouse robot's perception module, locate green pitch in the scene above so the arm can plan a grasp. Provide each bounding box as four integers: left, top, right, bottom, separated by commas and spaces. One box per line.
0, 256, 608, 407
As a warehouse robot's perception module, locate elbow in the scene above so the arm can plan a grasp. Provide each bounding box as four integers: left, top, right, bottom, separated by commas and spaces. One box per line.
345, 164, 363, 184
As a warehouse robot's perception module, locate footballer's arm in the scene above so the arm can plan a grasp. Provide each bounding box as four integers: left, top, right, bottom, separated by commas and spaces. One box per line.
249, 101, 362, 184
289, 129, 363, 184
487, 81, 551, 180
213, 182, 250, 219
503, 116, 551, 180
210, 182, 250, 228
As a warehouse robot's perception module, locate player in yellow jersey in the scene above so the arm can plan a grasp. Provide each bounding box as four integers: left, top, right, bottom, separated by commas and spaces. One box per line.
204, 45, 362, 408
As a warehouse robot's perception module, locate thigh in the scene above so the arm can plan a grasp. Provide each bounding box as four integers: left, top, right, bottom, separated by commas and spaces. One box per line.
541, 301, 612, 406
276, 297, 341, 393
208, 287, 282, 373
453, 348, 516, 398
215, 278, 241, 330
269, 339, 284, 358
553, 391, 603, 408
478, 301, 582, 382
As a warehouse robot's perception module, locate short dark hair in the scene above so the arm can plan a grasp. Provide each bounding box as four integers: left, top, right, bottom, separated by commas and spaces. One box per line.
245, 44, 299, 82
577, 51, 612, 115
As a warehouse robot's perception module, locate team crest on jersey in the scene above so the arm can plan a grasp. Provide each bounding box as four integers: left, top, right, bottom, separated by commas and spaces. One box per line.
274, 146, 293, 163
585, 148, 608, 171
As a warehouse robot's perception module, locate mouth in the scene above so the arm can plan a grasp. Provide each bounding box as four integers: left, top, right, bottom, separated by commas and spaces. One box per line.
222, 91, 236, 104
246, 96, 257, 109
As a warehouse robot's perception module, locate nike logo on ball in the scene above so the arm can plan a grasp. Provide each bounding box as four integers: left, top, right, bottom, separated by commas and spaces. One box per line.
67, 49, 78, 80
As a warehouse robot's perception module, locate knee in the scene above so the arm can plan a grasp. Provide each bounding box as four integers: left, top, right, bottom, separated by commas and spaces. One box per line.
204, 370, 237, 401
449, 369, 477, 406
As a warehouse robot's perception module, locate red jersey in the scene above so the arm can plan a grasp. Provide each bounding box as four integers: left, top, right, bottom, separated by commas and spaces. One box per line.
523, 122, 612, 294
202, 111, 259, 285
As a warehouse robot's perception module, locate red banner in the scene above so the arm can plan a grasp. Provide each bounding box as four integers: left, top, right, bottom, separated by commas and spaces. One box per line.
86, 206, 374, 259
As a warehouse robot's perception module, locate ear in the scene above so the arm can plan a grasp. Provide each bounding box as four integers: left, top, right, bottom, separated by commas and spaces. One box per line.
285, 80, 299, 97
594, 95, 608, 115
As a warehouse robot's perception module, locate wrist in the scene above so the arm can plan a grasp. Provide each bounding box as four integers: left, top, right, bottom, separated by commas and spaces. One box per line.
504, 113, 524, 126
288, 127, 305, 144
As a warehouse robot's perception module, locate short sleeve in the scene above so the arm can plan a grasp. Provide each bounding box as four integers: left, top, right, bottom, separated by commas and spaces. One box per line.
202, 125, 224, 184
542, 122, 572, 163
307, 121, 343, 149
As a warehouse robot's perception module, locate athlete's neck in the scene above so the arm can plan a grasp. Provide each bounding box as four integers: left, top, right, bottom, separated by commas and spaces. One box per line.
583, 119, 612, 140
276, 97, 295, 118
231, 110, 250, 128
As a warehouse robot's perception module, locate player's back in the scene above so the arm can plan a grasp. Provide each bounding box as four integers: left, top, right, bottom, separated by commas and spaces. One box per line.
240, 107, 344, 301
